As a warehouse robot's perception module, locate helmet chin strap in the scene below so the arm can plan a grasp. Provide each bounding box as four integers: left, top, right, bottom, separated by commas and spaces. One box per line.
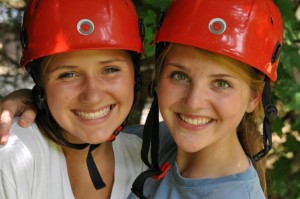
86, 125, 124, 189
132, 81, 165, 198
253, 78, 277, 161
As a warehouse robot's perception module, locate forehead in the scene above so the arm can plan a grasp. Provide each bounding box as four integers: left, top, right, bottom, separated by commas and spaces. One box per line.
164, 44, 220, 68
50, 49, 131, 63
163, 44, 249, 78
39, 49, 134, 78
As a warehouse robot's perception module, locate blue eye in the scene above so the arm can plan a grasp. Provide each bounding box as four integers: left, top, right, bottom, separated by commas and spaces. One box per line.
104, 67, 119, 74
58, 72, 77, 79
214, 80, 230, 89
171, 72, 190, 82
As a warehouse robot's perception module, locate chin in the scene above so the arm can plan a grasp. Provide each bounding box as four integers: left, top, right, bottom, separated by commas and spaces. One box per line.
175, 140, 202, 153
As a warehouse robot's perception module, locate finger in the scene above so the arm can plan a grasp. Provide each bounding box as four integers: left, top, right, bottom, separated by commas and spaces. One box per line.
18, 107, 37, 128
0, 133, 8, 144
0, 109, 15, 144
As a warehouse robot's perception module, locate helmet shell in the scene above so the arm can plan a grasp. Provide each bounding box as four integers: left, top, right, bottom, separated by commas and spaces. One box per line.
21, 0, 143, 67
153, 0, 283, 81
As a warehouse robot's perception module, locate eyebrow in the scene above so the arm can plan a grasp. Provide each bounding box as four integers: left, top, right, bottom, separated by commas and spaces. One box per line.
165, 63, 191, 73
48, 58, 128, 73
166, 62, 239, 80
98, 58, 128, 64
210, 74, 236, 79
48, 65, 76, 73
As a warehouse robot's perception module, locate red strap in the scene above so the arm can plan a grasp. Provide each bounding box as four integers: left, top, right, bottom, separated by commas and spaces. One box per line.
152, 162, 171, 180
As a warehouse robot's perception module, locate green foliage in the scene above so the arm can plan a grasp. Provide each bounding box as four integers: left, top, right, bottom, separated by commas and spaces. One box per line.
268, 0, 300, 198
135, 0, 171, 57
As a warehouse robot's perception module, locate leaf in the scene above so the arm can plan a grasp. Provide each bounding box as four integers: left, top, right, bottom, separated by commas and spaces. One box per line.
272, 117, 284, 137
283, 133, 300, 152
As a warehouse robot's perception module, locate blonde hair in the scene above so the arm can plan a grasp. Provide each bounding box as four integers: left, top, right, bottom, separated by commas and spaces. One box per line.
155, 43, 267, 194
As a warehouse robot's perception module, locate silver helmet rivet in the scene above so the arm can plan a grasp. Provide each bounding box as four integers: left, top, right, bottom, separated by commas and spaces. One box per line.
77, 19, 94, 35
208, 18, 226, 35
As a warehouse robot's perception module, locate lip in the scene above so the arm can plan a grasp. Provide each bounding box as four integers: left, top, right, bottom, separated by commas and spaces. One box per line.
176, 113, 214, 130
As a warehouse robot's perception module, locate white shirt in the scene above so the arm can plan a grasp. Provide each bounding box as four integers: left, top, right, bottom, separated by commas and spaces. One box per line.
0, 119, 146, 199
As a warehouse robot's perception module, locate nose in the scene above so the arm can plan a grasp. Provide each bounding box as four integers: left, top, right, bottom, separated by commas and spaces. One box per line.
183, 83, 209, 110
79, 76, 104, 105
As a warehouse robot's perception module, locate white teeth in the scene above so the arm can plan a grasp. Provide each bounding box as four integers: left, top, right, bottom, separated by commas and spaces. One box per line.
76, 107, 111, 119
179, 114, 211, 125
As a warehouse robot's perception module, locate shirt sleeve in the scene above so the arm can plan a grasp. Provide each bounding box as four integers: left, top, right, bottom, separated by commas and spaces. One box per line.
0, 132, 35, 199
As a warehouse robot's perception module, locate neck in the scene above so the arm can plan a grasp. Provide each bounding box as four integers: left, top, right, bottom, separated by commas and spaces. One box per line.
176, 133, 249, 179
63, 142, 115, 199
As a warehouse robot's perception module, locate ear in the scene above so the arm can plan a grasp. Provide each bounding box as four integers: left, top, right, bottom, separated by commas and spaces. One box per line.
246, 91, 262, 113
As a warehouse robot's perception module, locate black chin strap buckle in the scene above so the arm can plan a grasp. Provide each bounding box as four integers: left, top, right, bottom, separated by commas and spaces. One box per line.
253, 145, 272, 161
265, 104, 278, 124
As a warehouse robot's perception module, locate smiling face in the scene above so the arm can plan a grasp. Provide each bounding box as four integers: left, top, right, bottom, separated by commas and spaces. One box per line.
43, 49, 135, 144
158, 44, 261, 154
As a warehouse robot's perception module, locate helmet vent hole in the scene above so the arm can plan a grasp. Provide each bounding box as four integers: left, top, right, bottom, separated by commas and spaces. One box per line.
124, 0, 130, 6
29, 0, 40, 15
271, 42, 281, 63
270, 17, 274, 25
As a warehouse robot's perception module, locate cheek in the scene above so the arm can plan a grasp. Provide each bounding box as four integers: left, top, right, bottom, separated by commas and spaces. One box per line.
157, 80, 171, 110
114, 74, 135, 110
121, 77, 135, 95
121, 85, 134, 110
157, 79, 181, 114
45, 83, 75, 116
216, 93, 249, 123
125, 72, 135, 92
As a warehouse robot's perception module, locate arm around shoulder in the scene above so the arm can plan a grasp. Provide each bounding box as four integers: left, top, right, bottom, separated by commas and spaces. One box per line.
0, 89, 36, 144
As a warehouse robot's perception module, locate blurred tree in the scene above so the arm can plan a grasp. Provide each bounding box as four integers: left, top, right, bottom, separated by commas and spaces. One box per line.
0, 1, 30, 98
0, 3, 23, 69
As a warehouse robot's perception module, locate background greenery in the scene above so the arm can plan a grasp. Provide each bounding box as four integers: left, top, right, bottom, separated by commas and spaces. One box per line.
0, 0, 299, 198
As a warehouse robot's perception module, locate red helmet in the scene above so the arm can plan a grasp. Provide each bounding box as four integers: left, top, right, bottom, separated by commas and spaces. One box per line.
153, 0, 283, 81
20, 0, 143, 68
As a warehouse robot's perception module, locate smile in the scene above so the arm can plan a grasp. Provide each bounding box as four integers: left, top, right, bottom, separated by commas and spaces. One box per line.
179, 114, 212, 125
75, 106, 112, 119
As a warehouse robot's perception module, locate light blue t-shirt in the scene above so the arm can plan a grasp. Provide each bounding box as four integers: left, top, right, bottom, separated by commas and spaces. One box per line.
125, 123, 265, 199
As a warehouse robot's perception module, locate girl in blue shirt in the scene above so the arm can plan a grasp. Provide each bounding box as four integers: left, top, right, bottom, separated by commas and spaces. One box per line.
131, 0, 283, 198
